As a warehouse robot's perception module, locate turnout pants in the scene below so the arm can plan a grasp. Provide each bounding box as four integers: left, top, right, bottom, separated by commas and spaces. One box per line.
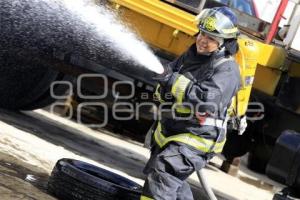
141, 142, 208, 200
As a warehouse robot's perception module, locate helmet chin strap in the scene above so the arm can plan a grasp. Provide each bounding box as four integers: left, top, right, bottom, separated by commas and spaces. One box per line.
215, 37, 224, 47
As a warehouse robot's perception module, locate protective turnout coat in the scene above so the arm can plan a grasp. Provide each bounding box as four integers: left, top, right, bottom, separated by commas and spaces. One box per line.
154, 44, 240, 154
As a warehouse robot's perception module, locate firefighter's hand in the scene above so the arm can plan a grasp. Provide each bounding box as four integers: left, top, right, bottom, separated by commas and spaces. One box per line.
153, 65, 177, 102
152, 64, 176, 88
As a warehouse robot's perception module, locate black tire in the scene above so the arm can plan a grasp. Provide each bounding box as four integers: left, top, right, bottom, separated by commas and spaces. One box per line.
273, 188, 300, 200
48, 158, 142, 200
0, 50, 71, 110
0, 51, 56, 109
247, 144, 273, 173
273, 194, 287, 200
21, 74, 74, 110
273, 193, 295, 200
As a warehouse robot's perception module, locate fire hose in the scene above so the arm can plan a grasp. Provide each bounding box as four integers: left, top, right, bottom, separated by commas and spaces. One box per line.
197, 170, 218, 200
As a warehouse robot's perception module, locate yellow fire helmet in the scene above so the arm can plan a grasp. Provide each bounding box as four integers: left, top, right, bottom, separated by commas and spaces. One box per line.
196, 7, 239, 39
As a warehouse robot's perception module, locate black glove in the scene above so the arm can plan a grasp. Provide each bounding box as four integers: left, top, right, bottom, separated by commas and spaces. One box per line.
153, 64, 177, 101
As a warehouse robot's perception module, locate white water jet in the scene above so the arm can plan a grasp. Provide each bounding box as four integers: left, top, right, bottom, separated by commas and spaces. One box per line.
61, 0, 164, 74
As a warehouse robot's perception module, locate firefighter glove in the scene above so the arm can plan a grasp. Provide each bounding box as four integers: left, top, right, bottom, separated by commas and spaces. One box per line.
153, 64, 177, 102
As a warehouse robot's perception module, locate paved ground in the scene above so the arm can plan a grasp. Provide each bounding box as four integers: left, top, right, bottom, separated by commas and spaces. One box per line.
0, 108, 284, 200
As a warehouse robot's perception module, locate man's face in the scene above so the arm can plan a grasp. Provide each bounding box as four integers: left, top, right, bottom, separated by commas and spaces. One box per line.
196, 32, 219, 54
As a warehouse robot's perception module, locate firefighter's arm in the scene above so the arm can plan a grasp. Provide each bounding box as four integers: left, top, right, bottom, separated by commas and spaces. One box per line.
171, 64, 239, 114
171, 74, 222, 114
167, 54, 185, 72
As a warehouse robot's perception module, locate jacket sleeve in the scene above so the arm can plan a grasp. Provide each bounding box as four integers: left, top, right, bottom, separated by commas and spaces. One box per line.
171, 61, 240, 117
167, 53, 185, 72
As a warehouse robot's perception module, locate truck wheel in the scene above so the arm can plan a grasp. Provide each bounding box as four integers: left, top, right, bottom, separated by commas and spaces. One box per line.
48, 158, 142, 200
247, 144, 273, 173
0, 52, 69, 110
21, 74, 74, 110
273, 193, 295, 200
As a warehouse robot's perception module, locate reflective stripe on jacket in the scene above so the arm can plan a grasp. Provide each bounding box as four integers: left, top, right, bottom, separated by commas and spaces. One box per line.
154, 122, 226, 153
140, 195, 154, 200
171, 74, 191, 104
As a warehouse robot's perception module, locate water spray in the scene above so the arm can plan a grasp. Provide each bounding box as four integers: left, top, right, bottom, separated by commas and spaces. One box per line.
0, 0, 164, 75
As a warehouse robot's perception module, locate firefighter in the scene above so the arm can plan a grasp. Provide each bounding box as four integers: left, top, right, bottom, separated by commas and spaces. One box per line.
141, 6, 241, 200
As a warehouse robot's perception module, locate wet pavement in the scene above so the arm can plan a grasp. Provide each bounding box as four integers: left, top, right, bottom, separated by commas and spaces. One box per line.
0, 153, 55, 200
0, 108, 283, 200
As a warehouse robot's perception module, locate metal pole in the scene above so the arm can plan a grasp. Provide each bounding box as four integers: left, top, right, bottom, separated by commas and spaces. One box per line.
265, 0, 289, 44
197, 0, 207, 13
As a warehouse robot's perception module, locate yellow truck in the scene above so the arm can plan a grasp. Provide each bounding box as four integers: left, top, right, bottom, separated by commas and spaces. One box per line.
105, 0, 300, 173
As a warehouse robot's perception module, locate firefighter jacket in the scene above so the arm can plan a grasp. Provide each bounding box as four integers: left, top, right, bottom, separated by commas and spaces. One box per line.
154, 44, 240, 153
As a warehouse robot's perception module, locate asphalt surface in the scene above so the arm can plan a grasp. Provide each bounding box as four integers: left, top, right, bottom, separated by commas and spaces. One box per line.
0, 108, 282, 200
